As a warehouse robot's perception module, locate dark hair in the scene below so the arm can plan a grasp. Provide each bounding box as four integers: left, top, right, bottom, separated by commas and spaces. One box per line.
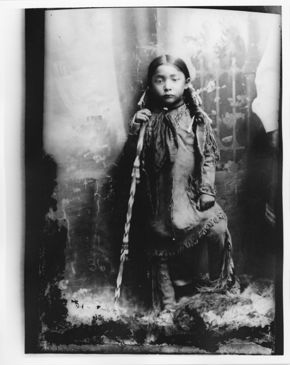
145, 54, 200, 118
147, 55, 190, 84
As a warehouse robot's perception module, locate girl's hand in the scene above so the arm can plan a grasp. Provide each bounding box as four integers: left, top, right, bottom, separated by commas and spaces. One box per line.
135, 108, 152, 123
197, 194, 215, 211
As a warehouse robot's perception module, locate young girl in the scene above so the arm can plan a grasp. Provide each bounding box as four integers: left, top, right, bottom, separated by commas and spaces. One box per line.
128, 55, 236, 312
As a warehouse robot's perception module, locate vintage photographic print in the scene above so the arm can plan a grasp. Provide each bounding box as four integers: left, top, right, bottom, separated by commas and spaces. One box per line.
22, 5, 284, 356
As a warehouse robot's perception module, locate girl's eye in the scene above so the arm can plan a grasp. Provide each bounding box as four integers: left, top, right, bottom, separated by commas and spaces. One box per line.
154, 78, 163, 84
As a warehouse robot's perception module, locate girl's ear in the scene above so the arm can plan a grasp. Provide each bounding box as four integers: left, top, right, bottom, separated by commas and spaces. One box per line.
184, 78, 191, 89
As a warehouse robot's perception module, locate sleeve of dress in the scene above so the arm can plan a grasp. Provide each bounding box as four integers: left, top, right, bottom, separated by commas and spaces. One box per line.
199, 118, 220, 197
127, 113, 152, 173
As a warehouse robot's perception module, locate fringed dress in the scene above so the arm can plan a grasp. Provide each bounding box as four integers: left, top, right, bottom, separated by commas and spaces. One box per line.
130, 103, 235, 306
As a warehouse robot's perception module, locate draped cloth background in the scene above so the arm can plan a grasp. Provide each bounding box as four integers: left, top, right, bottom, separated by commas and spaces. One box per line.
43, 8, 281, 291
45, 8, 280, 179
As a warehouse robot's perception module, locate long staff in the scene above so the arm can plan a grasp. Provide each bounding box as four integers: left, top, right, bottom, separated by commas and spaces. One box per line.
114, 122, 147, 304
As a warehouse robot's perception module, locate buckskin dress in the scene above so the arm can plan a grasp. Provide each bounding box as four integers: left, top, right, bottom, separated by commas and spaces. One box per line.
130, 103, 235, 309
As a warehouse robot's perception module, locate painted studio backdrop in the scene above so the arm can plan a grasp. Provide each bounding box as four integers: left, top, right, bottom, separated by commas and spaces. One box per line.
26, 8, 282, 354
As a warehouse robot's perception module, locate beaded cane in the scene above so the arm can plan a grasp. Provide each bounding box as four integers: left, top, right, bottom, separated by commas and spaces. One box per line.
114, 122, 147, 304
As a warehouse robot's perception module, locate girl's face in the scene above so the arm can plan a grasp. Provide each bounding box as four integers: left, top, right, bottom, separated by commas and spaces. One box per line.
150, 64, 190, 108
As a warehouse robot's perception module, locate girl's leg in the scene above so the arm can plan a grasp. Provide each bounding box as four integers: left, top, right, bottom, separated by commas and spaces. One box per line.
206, 219, 227, 280
156, 257, 176, 310
168, 247, 200, 300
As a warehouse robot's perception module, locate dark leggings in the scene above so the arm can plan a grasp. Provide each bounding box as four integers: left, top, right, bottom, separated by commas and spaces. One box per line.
155, 220, 227, 309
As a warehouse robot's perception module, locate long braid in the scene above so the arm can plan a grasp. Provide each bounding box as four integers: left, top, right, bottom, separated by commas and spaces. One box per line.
184, 86, 220, 162
184, 87, 203, 119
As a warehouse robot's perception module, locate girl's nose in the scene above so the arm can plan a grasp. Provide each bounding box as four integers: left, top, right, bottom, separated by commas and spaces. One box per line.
164, 80, 172, 91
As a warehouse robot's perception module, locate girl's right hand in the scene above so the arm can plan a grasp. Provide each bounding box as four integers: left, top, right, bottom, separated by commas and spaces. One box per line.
135, 108, 152, 123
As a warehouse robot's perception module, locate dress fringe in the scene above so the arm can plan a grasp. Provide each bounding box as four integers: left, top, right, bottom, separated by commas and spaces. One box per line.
196, 228, 238, 294
147, 210, 227, 258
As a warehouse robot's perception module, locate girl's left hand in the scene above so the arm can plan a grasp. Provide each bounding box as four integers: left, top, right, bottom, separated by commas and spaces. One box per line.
197, 194, 215, 211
